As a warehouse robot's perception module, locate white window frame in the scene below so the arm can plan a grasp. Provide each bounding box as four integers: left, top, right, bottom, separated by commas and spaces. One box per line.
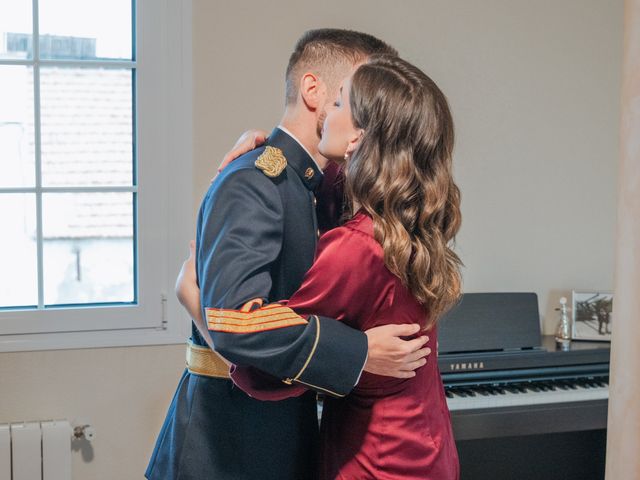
0, 0, 193, 352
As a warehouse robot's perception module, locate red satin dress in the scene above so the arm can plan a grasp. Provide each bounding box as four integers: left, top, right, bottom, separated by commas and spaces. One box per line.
234, 211, 460, 479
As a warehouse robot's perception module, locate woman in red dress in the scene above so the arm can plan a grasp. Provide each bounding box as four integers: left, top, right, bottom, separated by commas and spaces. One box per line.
182, 55, 463, 479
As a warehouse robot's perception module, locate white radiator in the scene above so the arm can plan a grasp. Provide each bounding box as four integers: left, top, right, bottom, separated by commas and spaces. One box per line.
0, 420, 72, 480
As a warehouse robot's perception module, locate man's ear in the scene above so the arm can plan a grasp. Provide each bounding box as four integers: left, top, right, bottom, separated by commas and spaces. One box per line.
299, 73, 322, 110
345, 129, 364, 156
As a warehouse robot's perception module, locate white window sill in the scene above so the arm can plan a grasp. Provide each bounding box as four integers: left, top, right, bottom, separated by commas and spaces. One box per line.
0, 313, 191, 353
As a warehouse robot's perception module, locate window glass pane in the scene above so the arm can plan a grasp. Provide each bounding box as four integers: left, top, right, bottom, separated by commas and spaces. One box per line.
0, 194, 37, 308
0, 65, 35, 187
40, 67, 133, 187
39, 0, 132, 60
42, 192, 135, 306
0, 0, 33, 59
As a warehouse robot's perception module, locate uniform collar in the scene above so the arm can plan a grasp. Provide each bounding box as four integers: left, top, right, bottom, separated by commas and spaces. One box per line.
268, 127, 324, 191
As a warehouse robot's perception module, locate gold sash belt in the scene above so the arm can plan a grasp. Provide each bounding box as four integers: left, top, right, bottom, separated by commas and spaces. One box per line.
186, 341, 231, 379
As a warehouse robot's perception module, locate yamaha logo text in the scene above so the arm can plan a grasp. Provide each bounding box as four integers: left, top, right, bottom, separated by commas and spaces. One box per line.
449, 362, 485, 371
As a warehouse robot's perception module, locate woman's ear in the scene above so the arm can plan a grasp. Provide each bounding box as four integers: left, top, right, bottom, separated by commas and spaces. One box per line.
345, 129, 364, 156
299, 73, 322, 110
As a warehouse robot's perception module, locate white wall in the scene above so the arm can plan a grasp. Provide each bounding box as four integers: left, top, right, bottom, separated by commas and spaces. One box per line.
0, 1, 623, 479
194, 0, 623, 333
0, 345, 185, 479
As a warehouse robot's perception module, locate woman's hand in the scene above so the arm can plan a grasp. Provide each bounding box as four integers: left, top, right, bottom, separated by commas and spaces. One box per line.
176, 240, 226, 357
175, 240, 201, 318
216, 129, 270, 175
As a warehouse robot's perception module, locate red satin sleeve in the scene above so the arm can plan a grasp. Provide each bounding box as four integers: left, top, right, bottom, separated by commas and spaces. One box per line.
286, 224, 394, 325
230, 220, 396, 400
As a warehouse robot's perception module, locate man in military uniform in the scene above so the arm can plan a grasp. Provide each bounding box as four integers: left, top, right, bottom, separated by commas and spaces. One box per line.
146, 29, 430, 480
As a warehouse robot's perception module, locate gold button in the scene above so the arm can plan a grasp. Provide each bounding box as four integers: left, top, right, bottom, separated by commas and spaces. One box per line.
305, 167, 315, 179
317, 229, 320, 237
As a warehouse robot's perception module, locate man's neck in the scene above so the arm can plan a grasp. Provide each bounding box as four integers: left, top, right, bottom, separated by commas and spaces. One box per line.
279, 112, 328, 169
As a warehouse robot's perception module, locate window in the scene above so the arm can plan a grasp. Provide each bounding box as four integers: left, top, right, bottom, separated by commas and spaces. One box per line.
0, 0, 193, 351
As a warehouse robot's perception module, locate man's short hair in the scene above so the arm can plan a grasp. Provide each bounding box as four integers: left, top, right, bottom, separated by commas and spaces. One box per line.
285, 28, 398, 105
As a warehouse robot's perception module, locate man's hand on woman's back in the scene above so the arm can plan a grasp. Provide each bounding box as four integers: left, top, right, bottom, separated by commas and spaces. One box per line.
364, 324, 431, 378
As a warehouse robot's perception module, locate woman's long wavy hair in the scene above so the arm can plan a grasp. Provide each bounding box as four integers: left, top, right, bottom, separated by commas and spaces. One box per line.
345, 55, 463, 328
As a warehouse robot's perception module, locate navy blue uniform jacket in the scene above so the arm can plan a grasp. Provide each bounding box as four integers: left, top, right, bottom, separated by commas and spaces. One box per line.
146, 128, 368, 480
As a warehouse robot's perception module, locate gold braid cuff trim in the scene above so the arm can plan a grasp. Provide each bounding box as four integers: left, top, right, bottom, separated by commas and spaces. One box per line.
206, 304, 308, 334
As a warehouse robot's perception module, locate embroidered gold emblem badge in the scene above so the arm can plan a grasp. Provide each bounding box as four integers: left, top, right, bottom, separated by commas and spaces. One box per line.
255, 146, 287, 178
304, 167, 315, 179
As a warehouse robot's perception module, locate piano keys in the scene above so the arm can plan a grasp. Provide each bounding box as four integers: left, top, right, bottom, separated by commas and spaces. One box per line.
445, 374, 609, 412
